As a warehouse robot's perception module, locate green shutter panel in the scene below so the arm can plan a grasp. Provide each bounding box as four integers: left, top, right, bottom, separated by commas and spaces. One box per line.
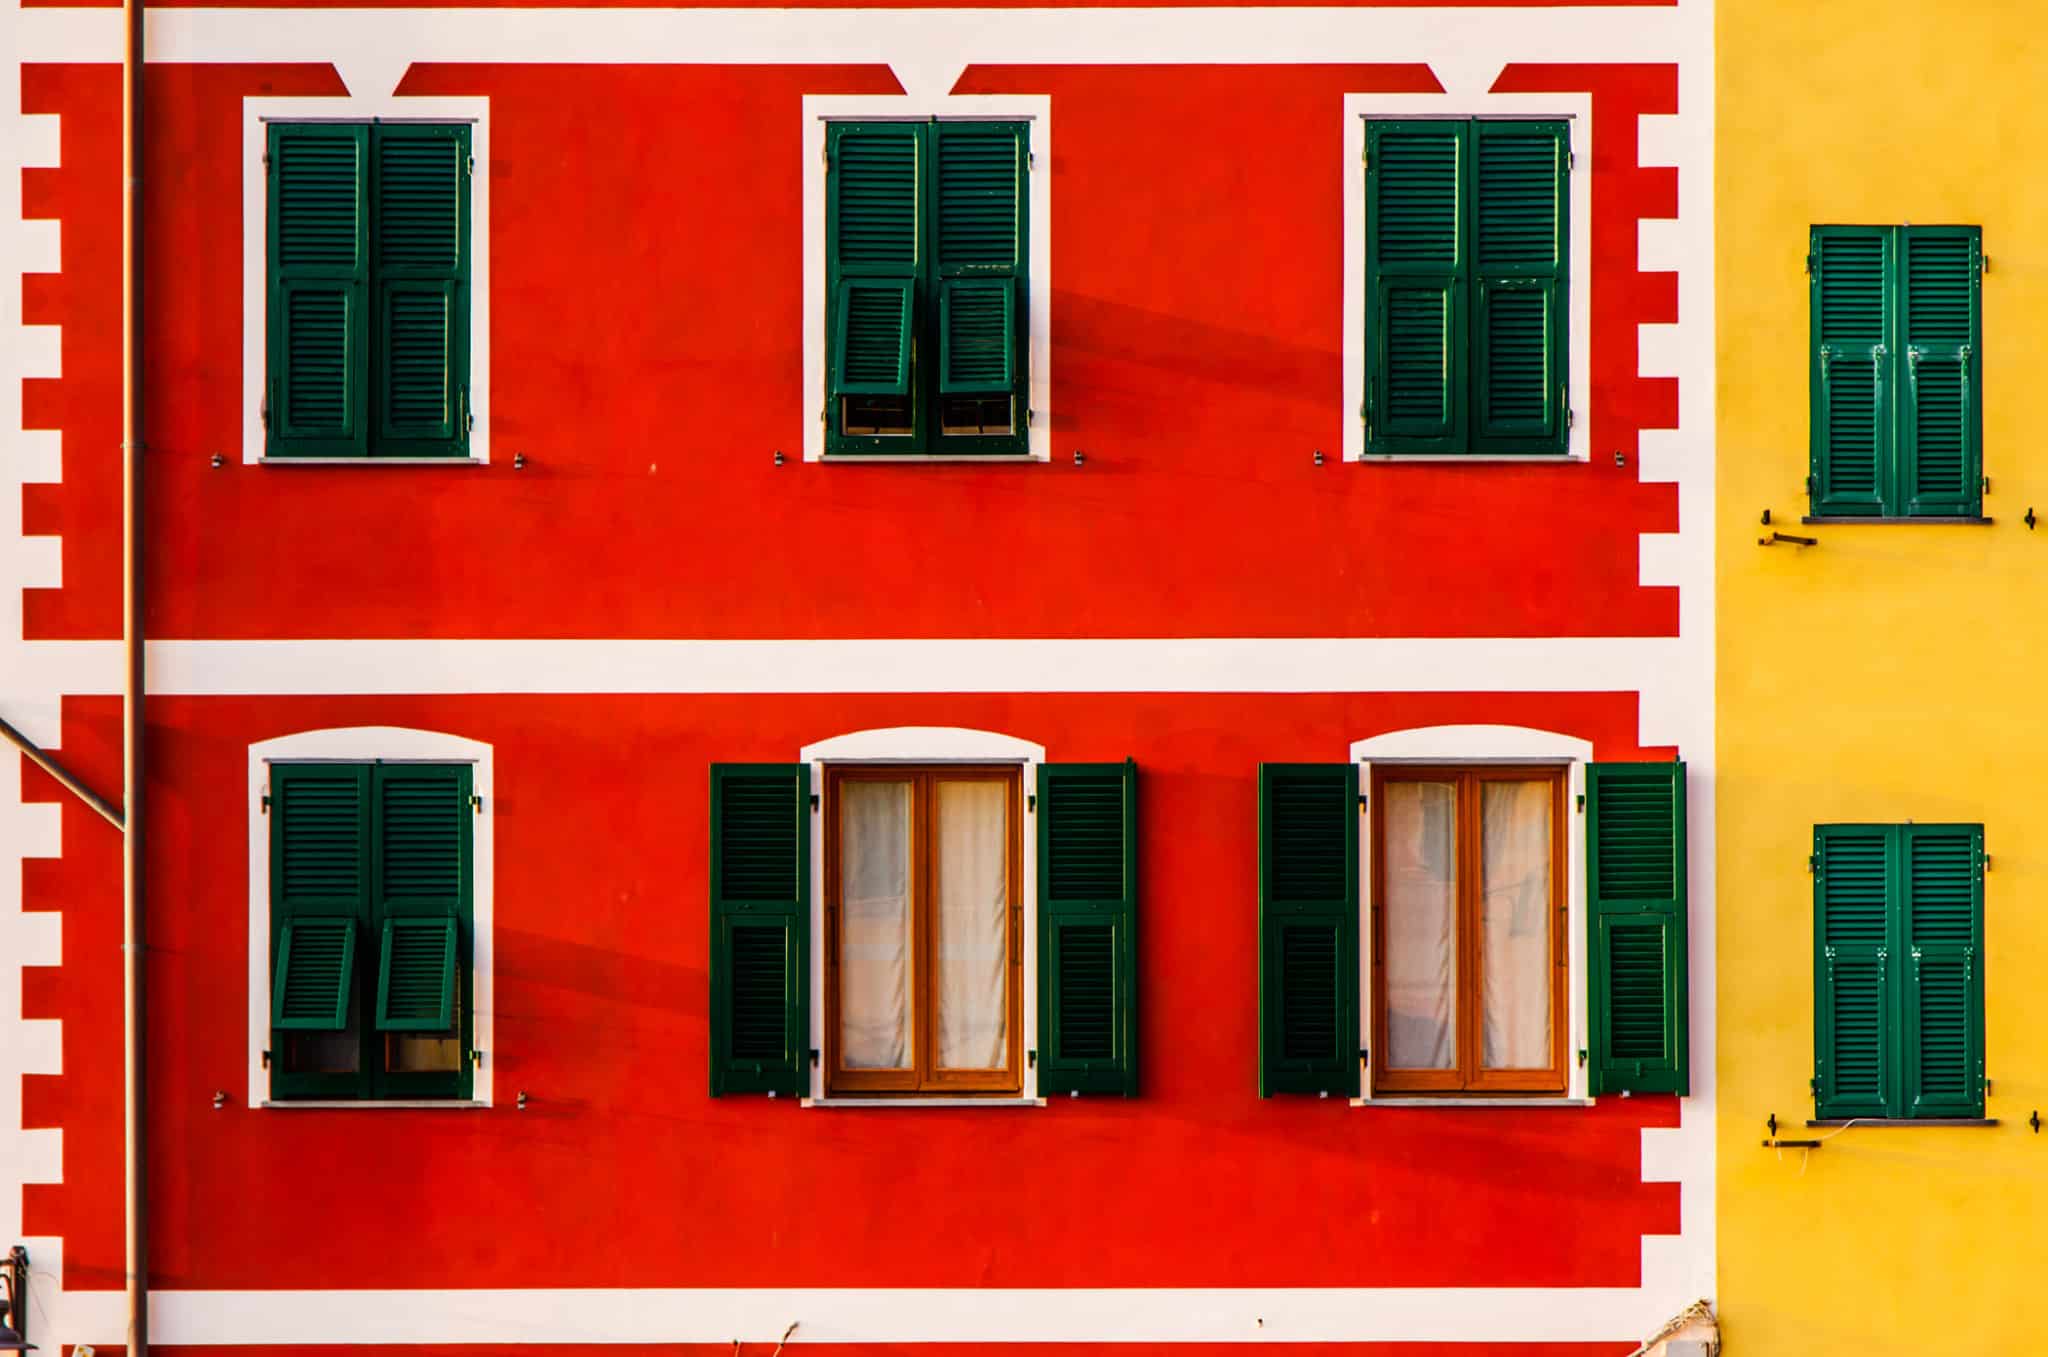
1810, 225, 1894, 516
1900, 824, 1984, 1117
372, 124, 470, 457
1471, 121, 1567, 453
369, 763, 472, 1099
266, 124, 369, 457
270, 764, 371, 1037
1037, 760, 1138, 1097
1812, 824, 1894, 1118
1366, 121, 1465, 454
375, 916, 457, 1031
1257, 764, 1359, 1097
1586, 763, 1690, 1096
709, 764, 810, 1096
1898, 227, 1982, 517
828, 124, 921, 401
933, 122, 1025, 404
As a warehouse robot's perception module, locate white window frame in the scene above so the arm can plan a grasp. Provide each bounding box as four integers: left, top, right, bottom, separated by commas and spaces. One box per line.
1350, 724, 1592, 1105
1342, 94, 1592, 463
246, 726, 495, 1107
802, 96, 1052, 462
798, 725, 1047, 1105
241, 96, 492, 465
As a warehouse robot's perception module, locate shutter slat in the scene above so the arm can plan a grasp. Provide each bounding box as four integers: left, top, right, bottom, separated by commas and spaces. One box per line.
1258, 764, 1359, 1097
1586, 762, 1688, 1096
1039, 761, 1139, 1096
710, 765, 810, 1096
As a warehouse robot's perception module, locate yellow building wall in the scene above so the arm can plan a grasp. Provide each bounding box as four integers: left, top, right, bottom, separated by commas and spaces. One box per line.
1719, 3, 2048, 1351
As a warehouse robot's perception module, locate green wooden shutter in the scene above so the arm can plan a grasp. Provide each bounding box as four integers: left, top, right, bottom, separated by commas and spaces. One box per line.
1900, 824, 1984, 1117
827, 124, 920, 404
371, 124, 471, 457
269, 764, 371, 1094
1586, 763, 1690, 1096
272, 918, 357, 1030
1366, 121, 1465, 454
1257, 764, 1359, 1097
370, 763, 473, 1096
1898, 227, 1982, 517
1812, 824, 1894, 1118
375, 916, 457, 1031
933, 122, 1025, 403
1810, 225, 1894, 516
1471, 121, 1568, 454
266, 124, 369, 457
709, 764, 810, 1096
1037, 760, 1138, 1097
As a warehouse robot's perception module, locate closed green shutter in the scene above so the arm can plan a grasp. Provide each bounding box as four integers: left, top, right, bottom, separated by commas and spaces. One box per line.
1257, 764, 1359, 1097
1812, 824, 1893, 1117
269, 764, 371, 1095
266, 124, 369, 457
709, 764, 811, 1096
1810, 227, 1892, 515
1037, 760, 1138, 1097
371, 124, 471, 457
1471, 121, 1567, 454
1366, 122, 1463, 454
1899, 229, 1981, 517
272, 917, 357, 1030
1900, 824, 1984, 1117
1586, 763, 1689, 1095
827, 124, 920, 405
933, 122, 1025, 404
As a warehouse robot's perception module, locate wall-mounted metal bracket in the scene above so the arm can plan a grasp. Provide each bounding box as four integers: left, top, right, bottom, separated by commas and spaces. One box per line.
1, 1244, 30, 1350
0, 713, 124, 831
1759, 531, 1818, 548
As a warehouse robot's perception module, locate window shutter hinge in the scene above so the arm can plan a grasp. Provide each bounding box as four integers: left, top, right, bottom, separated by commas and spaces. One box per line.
261, 1048, 272, 1068
470, 793, 482, 813
1805, 252, 1815, 275
260, 790, 270, 814
1358, 1047, 1369, 1067
1577, 1048, 1587, 1068
262, 152, 271, 176
1026, 407, 1035, 428
809, 792, 820, 811
1567, 149, 1576, 172
1028, 151, 1036, 172
1808, 853, 1818, 873
1566, 405, 1575, 432
260, 392, 271, 432
1027, 1048, 1036, 1067
466, 155, 475, 178
1575, 792, 1585, 813
1983, 475, 1992, 494
469, 1049, 484, 1067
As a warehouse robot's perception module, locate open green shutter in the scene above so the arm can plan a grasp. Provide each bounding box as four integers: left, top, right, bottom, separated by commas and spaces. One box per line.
1037, 760, 1138, 1097
1257, 764, 1359, 1097
1900, 824, 1984, 1117
267, 124, 369, 457
1366, 121, 1464, 454
1810, 226, 1894, 516
1898, 227, 1981, 517
709, 764, 810, 1096
376, 916, 458, 1031
1812, 824, 1893, 1118
828, 124, 920, 400
370, 764, 471, 1044
933, 122, 1025, 400
371, 124, 470, 456
1586, 762, 1689, 1096
1471, 121, 1567, 453
270, 764, 370, 1036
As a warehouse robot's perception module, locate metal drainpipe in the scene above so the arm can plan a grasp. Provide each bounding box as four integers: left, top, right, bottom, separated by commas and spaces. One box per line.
121, 0, 148, 1346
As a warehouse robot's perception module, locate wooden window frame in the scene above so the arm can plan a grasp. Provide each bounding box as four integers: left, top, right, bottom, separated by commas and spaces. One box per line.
823, 765, 1024, 1095
1370, 765, 1567, 1095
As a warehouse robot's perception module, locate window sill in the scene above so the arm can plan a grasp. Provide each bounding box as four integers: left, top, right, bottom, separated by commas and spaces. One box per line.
801, 1096, 1046, 1108
817, 454, 1043, 465
1351, 1096, 1593, 1108
1807, 1117, 1997, 1127
1361, 454, 1580, 464
1801, 516, 1992, 525
260, 1099, 489, 1109
256, 457, 487, 467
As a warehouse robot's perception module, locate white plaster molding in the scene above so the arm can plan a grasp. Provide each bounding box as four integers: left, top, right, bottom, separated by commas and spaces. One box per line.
245, 726, 495, 1107
799, 724, 1045, 764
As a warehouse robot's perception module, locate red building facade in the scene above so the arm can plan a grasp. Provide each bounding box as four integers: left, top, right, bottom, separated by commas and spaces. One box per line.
0, 0, 1717, 1350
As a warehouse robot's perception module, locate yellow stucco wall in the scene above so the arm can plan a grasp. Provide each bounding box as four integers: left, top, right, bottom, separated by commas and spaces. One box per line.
1719, 4, 2048, 1351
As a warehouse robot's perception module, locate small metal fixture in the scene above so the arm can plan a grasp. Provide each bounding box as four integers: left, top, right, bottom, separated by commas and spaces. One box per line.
212, 1090, 227, 1109
1614, 450, 1627, 467
0, 1246, 31, 1352
209, 452, 224, 468
516, 1090, 528, 1111
773, 449, 786, 467
1313, 448, 1325, 466
1767, 1112, 1778, 1138
2028, 507, 2037, 531
1760, 508, 1771, 526
1758, 531, 1818, 548
512, 453, 527, 470
2031, 1109, 2039, 1134
1072, 449, 1085, 467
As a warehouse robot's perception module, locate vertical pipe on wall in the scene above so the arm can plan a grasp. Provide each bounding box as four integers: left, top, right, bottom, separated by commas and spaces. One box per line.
121, 0, 148, 1347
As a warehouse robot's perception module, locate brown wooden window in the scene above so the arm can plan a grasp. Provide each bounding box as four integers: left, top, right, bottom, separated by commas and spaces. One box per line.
1371, 766, 1567, 1094
824, 766, 1023, 1094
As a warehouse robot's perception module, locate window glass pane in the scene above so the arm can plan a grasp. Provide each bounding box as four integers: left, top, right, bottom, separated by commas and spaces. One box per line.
284, 1030, 358, 1074
840, 779, 913, 1069
1480, 779, 1553, 1070
1384, 780, 1457, 1069
387, 966, 462, 1073
933, 779, 1009, 1070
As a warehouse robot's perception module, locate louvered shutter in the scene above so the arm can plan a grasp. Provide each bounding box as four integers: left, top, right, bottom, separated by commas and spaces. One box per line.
828, 124, 920, 400
933, 122, 1026, 402
1037, 761, 1138, 1097
266, 124, 369, 457
371, 124, 470, 456
1900, 824, 1984, 1117
270, 765, 370, 1037
709, 764, 810, 1096
1471, 121, 1567, 453
1257, 764, 1359, 1097
1812, 824, 1894, 1118
1586, 763, 1689, 1096
369, 762, 472, 1098
376, 916, 457, 1031
1899, 228, 1982, 517
1810, 226, 1894, 516
1366, 121, 1464, 454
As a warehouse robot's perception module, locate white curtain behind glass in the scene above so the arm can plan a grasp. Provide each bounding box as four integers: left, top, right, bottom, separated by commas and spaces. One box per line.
1480, 780, 1552, 1069
1385, 781, 1457, 1069
840, 780, 912, 1069
934, 780, 1009, 1070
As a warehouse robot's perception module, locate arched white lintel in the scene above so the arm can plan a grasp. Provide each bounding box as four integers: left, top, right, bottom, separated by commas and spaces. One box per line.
246, 726, 496, 1108
800, 724, 1045, 764
1349, 723, 1592, 1105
